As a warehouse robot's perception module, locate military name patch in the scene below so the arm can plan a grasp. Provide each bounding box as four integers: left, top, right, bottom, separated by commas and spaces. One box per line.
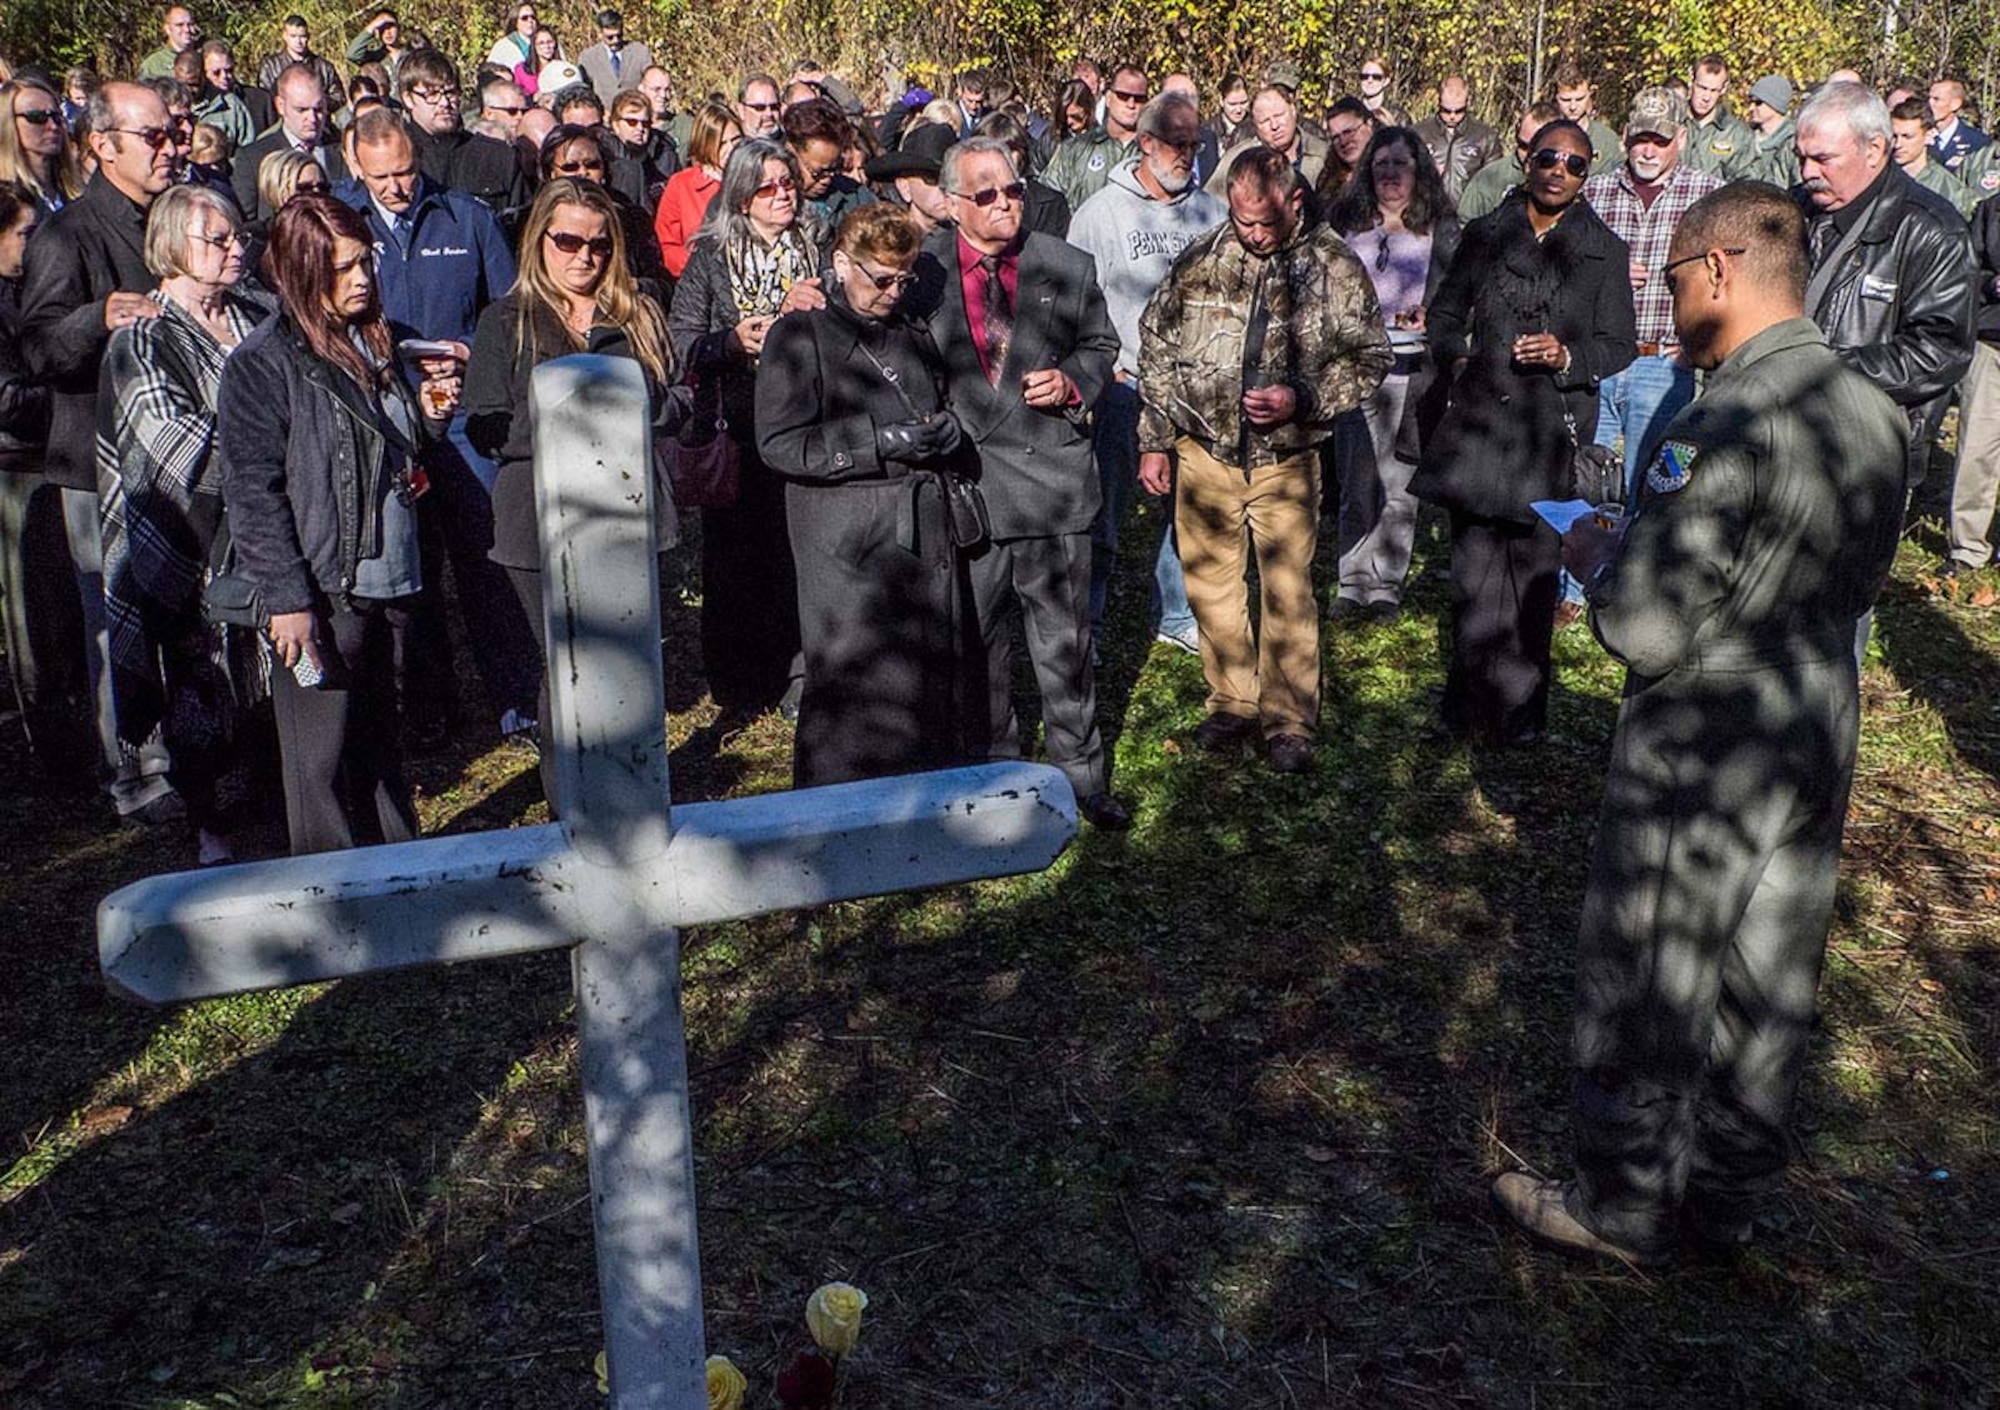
1646, 440, 1699, 494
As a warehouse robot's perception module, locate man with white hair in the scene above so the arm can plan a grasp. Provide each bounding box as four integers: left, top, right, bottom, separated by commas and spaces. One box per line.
1068, 91, 1226, 657
1798, 80, 1976, 497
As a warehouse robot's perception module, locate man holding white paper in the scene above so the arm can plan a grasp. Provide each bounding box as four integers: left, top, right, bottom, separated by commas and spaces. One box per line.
1492, 183, 1907, 1265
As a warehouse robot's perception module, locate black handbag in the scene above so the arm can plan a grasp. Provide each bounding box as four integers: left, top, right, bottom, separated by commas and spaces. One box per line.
1562, 406, 1626, 507
201, 516, 265, 629
657, 372, 740, 510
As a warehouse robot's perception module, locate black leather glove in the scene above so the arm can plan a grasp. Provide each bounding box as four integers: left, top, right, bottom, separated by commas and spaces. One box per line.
876, 412, 963, 464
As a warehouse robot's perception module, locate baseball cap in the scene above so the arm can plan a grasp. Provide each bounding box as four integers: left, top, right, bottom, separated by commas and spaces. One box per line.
1747, 75, 1793, 111
1625, 86, 1687, 140
539, 59, 583, 94
864, 119, 955, 182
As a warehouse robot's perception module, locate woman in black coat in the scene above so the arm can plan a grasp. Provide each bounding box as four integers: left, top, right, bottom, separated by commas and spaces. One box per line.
755, 204, 969, 788
668, 137, 828, 717
1411, 121, 1636, 746
462, 178, 684, 806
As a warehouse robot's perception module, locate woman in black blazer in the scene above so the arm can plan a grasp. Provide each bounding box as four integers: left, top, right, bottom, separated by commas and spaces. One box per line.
1411, 120, 1637, 746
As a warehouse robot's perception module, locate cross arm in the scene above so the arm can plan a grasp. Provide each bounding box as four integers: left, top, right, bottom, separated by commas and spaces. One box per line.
656, 762, 1077, 927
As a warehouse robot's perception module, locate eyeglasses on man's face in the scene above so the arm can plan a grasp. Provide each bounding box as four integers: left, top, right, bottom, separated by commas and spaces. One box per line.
958, 181, 1024, 207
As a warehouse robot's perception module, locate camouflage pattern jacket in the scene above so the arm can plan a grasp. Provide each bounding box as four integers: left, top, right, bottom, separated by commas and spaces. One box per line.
1136, 217, 1393, 467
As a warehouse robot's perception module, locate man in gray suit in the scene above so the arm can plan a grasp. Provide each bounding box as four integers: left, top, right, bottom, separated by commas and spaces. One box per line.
575, 9, 654, 104
915, 136, 1133, 830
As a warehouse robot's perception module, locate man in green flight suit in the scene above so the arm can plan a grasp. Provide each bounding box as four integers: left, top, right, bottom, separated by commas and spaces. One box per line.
1457, 101, 1560, 222
1492, 182, 1910, 1266
1744, 74, 1801, 187
1682, 54, 1757, 179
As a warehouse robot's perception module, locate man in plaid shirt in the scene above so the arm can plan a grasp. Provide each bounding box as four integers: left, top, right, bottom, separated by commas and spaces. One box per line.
1582, 88, 1723, 493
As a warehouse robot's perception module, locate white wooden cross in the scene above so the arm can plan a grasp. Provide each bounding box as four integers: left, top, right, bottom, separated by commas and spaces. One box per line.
96, 356, 1078, 1409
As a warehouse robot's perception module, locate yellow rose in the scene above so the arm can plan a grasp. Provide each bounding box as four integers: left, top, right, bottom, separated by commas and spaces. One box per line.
804, 1282, 869, 1358
706, 1354, 747, 1410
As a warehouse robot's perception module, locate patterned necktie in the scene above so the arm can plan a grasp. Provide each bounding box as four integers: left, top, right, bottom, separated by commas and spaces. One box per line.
979, 253, 1011, 386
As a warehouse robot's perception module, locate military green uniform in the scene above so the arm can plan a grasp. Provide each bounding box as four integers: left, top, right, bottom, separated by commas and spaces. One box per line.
1457, 154, 1522, 221
1566, 317, 1908, 1256
1585, 116, 1625, 176
1748, 117, 1800, 188
1956, 143, 2000, 205
1041, 127, 1139, 212
1908, 157, 1977, 218
1682, 107, 1756, 179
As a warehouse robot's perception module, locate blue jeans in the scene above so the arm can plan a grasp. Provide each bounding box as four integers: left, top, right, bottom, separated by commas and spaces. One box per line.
1090, 380, 1195, 638
1594, 353, 1697, 497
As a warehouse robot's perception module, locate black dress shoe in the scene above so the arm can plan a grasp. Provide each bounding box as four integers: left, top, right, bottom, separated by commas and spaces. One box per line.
1077, 791, 1134, 831
1192, 712, 1258, 752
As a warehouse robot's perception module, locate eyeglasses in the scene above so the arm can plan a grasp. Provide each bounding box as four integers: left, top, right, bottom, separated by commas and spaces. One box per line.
409, 86, 459, 103
1360, 70, 1387, 81
853, 263, 918, 291
190, 230, 249, 251
959, 181, 1025, 207
744, 100, 781, 113
489, 103, 531, 116
554, 158, 606, 174
1439, 105, 1467, 116
1109, 88, 1148, 103
109, 126, 174, 149
544, 229, 615, 258
616, 115, 651, 129
16, 108, 64, 127
1660, 246, 1746, 292
752, 175, 797, 197
1531, 148, 1590, 178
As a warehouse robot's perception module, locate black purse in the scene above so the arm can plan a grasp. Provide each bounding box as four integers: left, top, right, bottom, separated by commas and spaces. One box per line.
201, 515, 266, 629
855, 334, 990, 551
1561, 405, 1626, 507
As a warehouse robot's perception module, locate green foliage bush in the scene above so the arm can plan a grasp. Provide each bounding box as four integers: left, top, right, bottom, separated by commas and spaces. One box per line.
7, 0, 1997, 127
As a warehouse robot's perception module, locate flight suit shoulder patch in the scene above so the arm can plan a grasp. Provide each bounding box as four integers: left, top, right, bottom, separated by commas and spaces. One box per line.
1646, 439, 1701, 494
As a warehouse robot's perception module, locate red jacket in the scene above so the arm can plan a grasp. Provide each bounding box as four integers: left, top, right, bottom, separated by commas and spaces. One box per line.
654, 165, 719, 278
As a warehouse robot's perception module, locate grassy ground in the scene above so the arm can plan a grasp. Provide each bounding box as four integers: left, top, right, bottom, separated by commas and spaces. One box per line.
2, 499, 1997, 1408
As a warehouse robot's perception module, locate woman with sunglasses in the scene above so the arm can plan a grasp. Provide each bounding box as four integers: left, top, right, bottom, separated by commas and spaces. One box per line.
538, 123, 667, 284
755, 203, 969, 786
0, 78, 85, 216
607, 90, 673, 208
463, 177, 682, 801
669, 137, 826, 718
654, 99, 741, 279
1412, 119, 1636, 747
98, 185, 273, 865
218, 192, 450, 854
1323, 126, 1459, 625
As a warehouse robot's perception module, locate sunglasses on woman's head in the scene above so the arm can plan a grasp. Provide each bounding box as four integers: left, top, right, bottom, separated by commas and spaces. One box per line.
1531, 148, 1590, 178
545, 229, 615, 257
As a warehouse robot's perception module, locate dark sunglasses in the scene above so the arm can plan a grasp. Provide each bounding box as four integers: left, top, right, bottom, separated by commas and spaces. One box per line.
961, 181, 1025, 207
109, 125, 173, 149
1439, 105, 1468, 116
17, 107, 64, 127
853, 264, 917, 291
554, 158, 606, 173
544, 229, 614, 257
1110, 88, 1148, 103
744, 100, 781, 112
1360, 70, 1387, 81
489, 103, 531, 116
1531, 148, 1590, 178
753, 175, 797, 197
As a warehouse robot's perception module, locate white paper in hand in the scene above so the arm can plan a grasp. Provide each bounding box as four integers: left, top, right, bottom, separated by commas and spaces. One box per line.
1530, 499, 1601, 534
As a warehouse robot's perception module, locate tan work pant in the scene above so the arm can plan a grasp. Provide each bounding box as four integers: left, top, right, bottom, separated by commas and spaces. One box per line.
1174, 437, 1321, 739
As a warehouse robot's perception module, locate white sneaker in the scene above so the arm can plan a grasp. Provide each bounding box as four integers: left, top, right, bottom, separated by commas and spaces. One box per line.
1155, 624, 1200, 655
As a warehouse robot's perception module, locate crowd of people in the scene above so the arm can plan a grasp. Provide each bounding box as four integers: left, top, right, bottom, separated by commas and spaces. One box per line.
1, 11, 1997, 1267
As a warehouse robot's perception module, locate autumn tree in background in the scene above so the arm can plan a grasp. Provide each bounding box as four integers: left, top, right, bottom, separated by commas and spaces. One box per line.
5, 0, 1995, 130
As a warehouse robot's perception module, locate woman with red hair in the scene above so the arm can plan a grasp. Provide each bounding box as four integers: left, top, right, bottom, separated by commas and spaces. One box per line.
217, 192, 457, 854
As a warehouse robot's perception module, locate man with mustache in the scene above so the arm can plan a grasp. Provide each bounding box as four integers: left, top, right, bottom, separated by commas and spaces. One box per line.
1581, 88, 1721, 495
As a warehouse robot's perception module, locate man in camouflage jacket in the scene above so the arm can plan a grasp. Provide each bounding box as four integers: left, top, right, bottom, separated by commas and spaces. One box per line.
1136, 146, 1392, 771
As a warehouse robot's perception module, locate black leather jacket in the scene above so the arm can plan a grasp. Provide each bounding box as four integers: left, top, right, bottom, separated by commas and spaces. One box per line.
0, 279, 50, 466
1801, 166, 1977, 481
1971, 189, 2000, 343
1413, 115, 1501, 202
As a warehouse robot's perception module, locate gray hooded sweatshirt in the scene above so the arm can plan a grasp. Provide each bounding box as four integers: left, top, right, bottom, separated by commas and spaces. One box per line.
1067, 157, 1227, 378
